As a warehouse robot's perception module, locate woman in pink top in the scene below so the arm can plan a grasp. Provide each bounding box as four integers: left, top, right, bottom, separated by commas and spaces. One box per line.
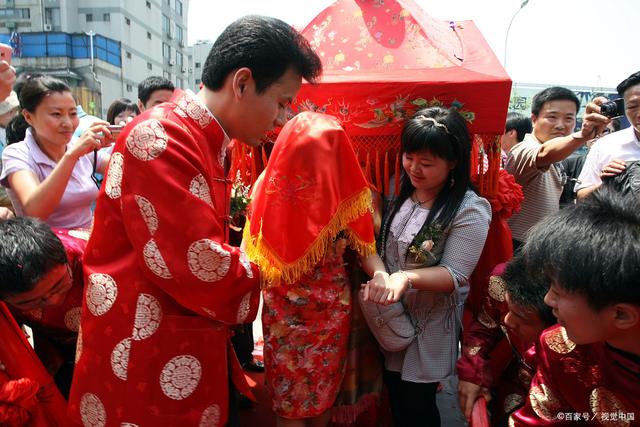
0, 76, 115, 229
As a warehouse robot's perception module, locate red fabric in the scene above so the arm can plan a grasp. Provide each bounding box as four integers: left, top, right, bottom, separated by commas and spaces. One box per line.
511, 326, 640, 426
69, 90, 261, 426
471, 397, 490, 427
0, 303, 70, 426
295, 0, 511, 137
247, 112, 375, 285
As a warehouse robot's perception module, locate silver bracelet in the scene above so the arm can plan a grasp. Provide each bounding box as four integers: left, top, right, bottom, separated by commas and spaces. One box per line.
398, 270, 413, 289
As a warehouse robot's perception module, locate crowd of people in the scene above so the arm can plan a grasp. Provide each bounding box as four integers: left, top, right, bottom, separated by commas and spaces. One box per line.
0, 14, 638, 427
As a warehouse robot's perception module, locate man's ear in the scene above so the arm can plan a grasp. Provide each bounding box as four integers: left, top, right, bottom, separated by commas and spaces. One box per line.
136, 100, 145, 113
232, 67, 253, 99
613, 303, 640, 330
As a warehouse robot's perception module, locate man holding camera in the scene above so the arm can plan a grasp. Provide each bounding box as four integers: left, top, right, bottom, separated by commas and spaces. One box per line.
505, 87, 609, 250
576, 71, 640, 199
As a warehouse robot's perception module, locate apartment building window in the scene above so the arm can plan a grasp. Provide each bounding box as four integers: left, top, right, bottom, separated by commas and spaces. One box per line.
162, 42, 170, 60
146, 1, 151, 8
195, 78, 201, 85
147, 62, 153, 70
176, 51, 183, 67
126, 84, 133, 92
45, 7, 61, 28
175, 0, 183, 16
86, 13, 93, 22
147, 31, 152, 39
0, 8, 31, 19
162, 14, 170, 34
175, 25, 183, 44
163, 71, 171, 80
125, 17, 130, 25
126, 51, 132, 59
166, 0, 171, 6
103, 13, 110, 22
195, 62, 201, 68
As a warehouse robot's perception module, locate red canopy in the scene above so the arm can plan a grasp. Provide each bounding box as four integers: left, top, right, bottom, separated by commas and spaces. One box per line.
292, 0, 511, 196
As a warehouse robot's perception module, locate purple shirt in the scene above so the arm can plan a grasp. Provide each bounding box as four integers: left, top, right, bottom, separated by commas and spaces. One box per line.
0, 128, 109, 229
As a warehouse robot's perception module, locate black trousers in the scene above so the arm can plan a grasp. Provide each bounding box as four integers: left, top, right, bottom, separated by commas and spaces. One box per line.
384, 369, 441, 427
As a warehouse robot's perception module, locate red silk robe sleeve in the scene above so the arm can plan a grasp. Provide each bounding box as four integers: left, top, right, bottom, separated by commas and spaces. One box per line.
116, 116, 260, 325
457, 271, 509, 388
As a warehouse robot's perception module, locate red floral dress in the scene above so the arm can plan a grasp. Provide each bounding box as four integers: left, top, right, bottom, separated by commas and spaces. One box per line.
262, 253, 351, 418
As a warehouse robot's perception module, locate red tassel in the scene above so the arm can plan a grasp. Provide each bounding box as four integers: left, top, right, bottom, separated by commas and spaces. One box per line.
375, 150, 382, 193
394, 150, 400, 196
364, 151, 372, 187
384, 151, 390, 196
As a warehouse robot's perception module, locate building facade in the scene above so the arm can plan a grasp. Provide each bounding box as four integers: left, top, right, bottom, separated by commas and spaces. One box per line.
0, 0, 190, 118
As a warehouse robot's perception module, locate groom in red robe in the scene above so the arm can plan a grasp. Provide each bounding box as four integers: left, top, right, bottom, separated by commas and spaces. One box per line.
68, 15, 322, 427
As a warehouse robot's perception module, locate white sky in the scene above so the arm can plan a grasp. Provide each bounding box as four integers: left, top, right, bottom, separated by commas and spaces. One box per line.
188, 0, 637, 89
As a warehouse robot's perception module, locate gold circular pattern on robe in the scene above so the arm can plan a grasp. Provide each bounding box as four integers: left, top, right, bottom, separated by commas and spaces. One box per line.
135, 195, 159, 235
466, 345, 482, 356
529, 383, 561, 421
105, 152, 124, 199
110, 337, 132, 381
488, 275, 507, 302
199, 404, 221, 427
80, 392, 107, 427
544, 327, 576, 354
477, 305, 498, 329
589, 387, 630, 427
236, 292, 252, 324
504, 393, 525, 414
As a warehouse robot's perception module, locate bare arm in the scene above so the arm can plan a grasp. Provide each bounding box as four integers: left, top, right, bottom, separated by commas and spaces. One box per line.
7, 122, 113, 220
536, 97, 610, 168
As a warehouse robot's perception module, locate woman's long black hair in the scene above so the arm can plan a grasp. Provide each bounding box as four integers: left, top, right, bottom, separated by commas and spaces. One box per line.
381, 107, 475, 251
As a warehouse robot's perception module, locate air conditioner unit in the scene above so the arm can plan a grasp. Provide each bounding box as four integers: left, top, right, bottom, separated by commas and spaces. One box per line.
167, 31, 173, 40
178, 41, 184, 48
181, 66, 187, 73
44, 23, 53, 31
168, 60, 174, 66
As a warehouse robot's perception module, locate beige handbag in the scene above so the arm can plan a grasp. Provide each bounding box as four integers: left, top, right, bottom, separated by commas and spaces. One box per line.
357, 292, 419, 352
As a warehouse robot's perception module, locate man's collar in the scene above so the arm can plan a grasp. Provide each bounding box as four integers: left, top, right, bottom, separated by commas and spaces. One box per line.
185, 89, 230, 145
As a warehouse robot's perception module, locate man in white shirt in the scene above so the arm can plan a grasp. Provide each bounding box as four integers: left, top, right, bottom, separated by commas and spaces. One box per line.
505, 87, 608, 250
576, 71, 640, 199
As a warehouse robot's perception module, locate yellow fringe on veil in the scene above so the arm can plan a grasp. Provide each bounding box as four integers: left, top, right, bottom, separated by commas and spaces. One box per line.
243, 188, 377, 287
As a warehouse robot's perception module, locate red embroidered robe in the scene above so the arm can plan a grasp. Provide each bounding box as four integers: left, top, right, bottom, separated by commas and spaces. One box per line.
510, 325, 640, 426
68, 90, 261, 427
457, 263, 537, 422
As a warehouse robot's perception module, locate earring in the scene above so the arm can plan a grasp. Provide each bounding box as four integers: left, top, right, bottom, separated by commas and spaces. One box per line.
450, 175, 455, 188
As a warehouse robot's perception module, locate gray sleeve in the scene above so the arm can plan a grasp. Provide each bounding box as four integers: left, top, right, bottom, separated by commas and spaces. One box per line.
439, 194, 492, 289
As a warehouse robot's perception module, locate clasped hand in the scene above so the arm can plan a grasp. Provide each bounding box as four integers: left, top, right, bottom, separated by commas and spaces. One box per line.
361, 271, 410, 305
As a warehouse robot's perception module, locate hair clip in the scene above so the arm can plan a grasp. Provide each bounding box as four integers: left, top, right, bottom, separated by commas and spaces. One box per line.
415, 116, 451, 134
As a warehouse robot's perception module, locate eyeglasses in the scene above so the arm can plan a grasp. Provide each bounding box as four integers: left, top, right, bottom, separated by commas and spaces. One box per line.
6, 263, 73, 311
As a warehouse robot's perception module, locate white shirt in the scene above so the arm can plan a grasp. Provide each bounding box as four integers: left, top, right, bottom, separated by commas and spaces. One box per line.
575, 126, 640, 192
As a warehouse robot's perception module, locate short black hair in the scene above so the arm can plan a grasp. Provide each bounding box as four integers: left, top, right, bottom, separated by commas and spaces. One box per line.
5, 114, 29, 145
18, 75, 70, 113
602, 160, 640, 198
201, 15, 322, 94
137, 76, 174, 106
106, 98, 139, 125
502, 253, 555, 326
505, 112, 532, 142
616, 71, 640, 97
522, 186, 640, 310
531, 86, 580, 116
0, 217, 67, 297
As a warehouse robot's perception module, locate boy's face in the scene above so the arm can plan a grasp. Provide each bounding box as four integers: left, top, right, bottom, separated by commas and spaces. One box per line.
544, 281, 611, 345
504, 292, 549, 350
4, 263, 73, 312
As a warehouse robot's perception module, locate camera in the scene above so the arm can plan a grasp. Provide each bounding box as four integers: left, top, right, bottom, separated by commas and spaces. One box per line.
600, 98, 625, 118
